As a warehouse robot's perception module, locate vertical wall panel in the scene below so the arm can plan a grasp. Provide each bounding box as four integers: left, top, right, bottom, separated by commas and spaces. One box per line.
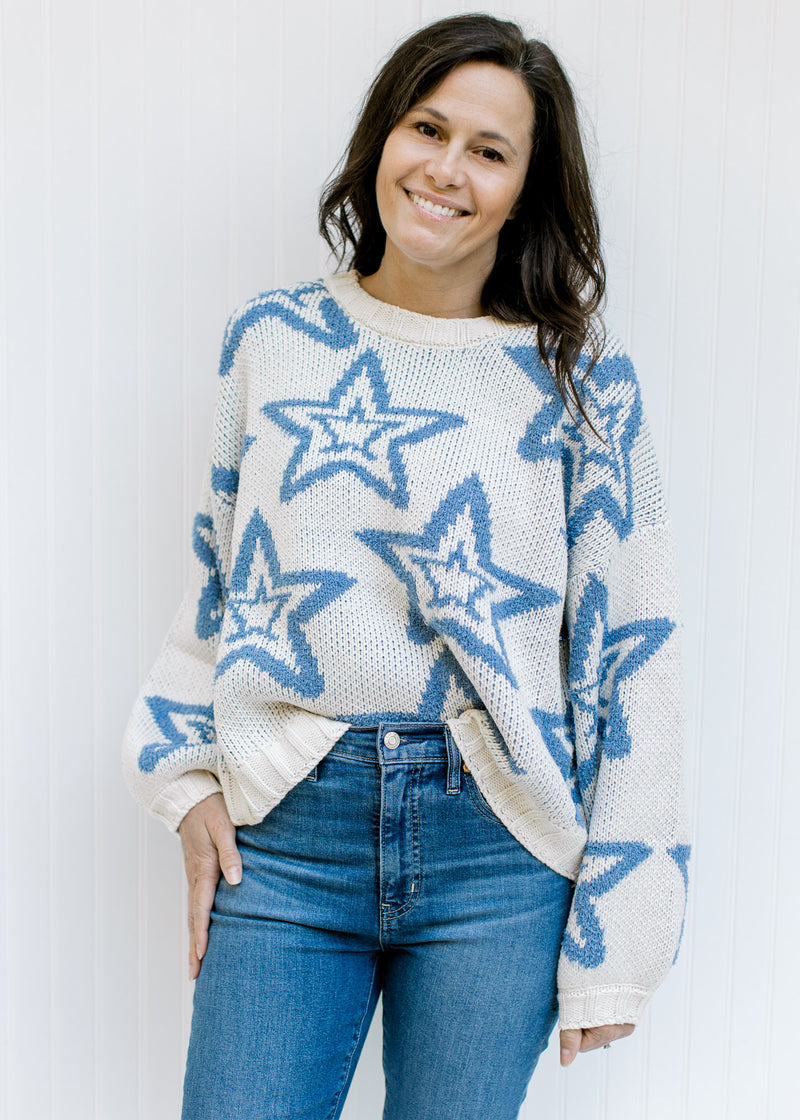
0, 0, 8, 1110
2, 0, 53, 1115
137, 3, 194, 1114
47, 3, 99, 1116
92, 1, 144, 1114
1, 1, 798, 1117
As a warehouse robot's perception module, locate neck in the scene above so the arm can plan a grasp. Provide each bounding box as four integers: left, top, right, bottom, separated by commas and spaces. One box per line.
359, 248, 493, 319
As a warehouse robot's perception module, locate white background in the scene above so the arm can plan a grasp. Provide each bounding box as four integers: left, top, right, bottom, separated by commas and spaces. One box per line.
1, 0, 798, 1117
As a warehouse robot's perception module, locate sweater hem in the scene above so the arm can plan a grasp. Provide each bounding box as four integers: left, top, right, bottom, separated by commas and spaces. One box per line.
217, 710, 351, 825
557, 985, 651, 1029
149, 770, 224, 833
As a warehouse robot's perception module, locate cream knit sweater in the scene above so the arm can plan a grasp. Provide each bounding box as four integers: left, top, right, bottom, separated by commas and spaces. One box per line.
122, 271, 690, 1030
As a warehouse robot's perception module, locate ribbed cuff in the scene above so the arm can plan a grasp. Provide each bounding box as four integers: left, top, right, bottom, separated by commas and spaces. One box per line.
558, 985, 651, 1029
149, 770, 223, 832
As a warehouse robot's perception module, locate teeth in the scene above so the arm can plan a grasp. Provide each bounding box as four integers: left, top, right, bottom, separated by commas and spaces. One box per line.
408, 191, 464, 218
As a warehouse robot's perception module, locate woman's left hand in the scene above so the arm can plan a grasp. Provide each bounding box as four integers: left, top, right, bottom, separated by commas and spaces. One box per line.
559, 1023, 635, 1066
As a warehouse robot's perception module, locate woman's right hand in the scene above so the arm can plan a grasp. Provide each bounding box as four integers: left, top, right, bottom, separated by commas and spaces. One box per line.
178, 792, 242, 979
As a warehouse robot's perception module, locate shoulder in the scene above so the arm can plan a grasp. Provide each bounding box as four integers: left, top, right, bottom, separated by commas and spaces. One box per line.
217, 278, 357, 378
581, 332, 640, 393
567, 333, 644, 445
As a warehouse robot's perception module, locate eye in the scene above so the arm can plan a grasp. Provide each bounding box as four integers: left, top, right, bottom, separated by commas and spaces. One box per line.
414, 121, 439, 139
478, 147, 505, 163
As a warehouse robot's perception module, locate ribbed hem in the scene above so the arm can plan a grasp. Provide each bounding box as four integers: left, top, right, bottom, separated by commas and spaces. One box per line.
149, 770, 223, 833
446, 708, 586, 880
324, 271, 529, 348
558, 985, 651, 1029
218, 711, 351, 825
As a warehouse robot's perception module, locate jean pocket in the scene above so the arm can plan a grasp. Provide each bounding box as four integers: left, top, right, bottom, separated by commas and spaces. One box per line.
303, 763, 319, 782
462, 768, 504, 826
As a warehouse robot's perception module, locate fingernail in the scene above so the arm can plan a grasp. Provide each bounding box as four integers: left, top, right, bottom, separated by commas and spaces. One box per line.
228, 868, 242, 885
561, 1049, 571, 1067
196, 943, 203, 961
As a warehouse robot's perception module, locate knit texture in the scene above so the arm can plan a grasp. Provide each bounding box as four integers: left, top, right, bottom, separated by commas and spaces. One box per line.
122, 271, 690, 1029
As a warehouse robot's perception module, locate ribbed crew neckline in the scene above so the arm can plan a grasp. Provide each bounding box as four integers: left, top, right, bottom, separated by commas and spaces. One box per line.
324, 270, 530, 348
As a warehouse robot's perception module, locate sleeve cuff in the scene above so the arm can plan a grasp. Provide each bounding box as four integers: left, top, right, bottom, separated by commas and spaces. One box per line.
558, 985, 651, 1029
148, 770, 223, 832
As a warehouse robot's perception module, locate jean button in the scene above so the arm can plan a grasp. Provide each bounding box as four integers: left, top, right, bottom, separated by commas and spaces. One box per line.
383, 731, 401, 749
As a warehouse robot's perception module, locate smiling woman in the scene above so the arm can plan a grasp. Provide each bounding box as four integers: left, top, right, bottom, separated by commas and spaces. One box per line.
362, 62, 534, 314
122, 12, 689, 1120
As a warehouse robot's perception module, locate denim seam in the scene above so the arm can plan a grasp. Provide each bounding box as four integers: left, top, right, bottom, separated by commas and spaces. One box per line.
325, 750, 449, 766
380, 766, 423, 923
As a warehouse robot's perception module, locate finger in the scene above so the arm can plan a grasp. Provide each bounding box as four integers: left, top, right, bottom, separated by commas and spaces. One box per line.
581, 1023, 636, 1052
208, 817, 242, 886
188, 935, 201, 981
560, 1028, 582, 1067
190, 865, 220, 964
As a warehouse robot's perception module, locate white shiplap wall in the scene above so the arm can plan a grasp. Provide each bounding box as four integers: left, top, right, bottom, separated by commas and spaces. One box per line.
1, 1, 797, 1117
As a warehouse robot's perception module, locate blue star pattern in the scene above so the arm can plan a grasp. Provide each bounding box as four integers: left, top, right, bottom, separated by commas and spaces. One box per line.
562, 840, 653, 968
263, 349, 465, 508
192, 513, 224, 640
417, 646, 483, 718
215, 509, 355, 696
211, 464, 239, 501
218, 282, 359, 378
502, 344, 563, 464
668, 842, 692, 961
568, 572, 674, 797
357, 474, 560, 686
530, 706, 584, 823
562, 352, 643, 546
138, 696, 215, 773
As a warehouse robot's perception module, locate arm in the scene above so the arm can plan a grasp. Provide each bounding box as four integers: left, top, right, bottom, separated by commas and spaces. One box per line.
122, 312, 248, 973
121, 312, 245, 828
557, 348, 691, 1040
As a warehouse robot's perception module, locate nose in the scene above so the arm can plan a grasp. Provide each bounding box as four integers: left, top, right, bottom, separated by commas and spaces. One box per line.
424, 144, 467, 190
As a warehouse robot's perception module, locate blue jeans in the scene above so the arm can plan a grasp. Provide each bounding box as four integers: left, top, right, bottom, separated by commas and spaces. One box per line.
182, 722, 573, 1120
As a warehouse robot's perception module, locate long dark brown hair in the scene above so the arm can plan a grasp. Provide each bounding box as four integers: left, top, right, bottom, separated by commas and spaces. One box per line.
319, 12, 606, 418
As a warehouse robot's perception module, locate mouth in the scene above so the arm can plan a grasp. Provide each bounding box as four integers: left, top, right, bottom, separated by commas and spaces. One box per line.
405, 189, 469, 220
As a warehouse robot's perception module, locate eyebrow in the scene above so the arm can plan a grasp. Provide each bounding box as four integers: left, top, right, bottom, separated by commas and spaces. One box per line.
413, 105, 520, 157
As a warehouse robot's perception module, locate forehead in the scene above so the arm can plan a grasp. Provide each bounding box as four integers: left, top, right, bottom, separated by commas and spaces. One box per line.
411, 61, 534, 142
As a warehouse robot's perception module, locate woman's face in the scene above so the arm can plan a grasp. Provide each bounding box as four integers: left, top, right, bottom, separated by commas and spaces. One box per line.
373, 61, 534, 285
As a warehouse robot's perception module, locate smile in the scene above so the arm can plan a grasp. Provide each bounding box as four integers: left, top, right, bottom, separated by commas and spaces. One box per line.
405, 190, 468, 219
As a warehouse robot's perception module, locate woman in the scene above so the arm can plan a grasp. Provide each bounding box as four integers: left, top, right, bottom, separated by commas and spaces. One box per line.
123, 13, 690, 1119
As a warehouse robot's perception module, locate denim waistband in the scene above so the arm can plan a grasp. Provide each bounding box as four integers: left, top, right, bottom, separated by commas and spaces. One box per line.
326, 722, 462, 793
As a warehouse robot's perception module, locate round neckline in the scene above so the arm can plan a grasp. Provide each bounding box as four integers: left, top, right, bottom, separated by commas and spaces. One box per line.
323, 270, 531, 348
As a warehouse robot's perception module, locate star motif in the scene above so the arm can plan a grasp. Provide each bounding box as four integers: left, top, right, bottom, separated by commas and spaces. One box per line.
562, 352, 643, 545
502, 344, 563, 464
576, 617, 675, 794
668, 842, 692, 962
262, 349, 465, 508
192, 513, 224, 640
215, 509, 355, 696
417, 645, 482, 718
218, 282, 359, 378
357, 474, 560, 685
138, 697, 215, 773
567, 573, 674, 796
530, 706, 584, 822
211, 464, 239, 499
562, 840, 653, 968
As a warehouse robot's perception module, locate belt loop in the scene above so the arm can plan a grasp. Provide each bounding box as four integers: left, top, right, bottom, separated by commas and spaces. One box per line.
444, 726, 461, 794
